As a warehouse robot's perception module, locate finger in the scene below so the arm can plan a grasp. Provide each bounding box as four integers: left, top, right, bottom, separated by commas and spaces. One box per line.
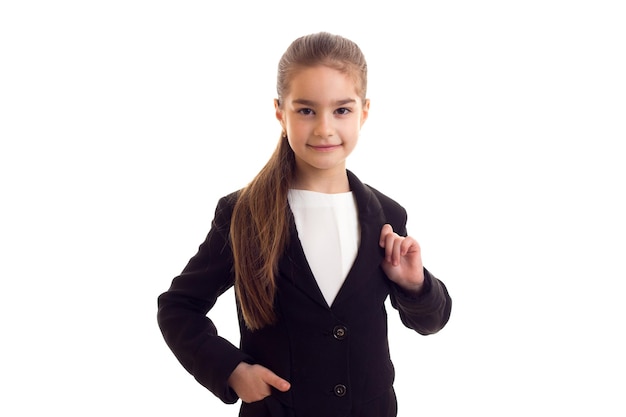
400, 236, 420, 256
383, 232, 397, 263
391, 236, 403, 266
262, 369, 291, 392
379, 224, 393, 247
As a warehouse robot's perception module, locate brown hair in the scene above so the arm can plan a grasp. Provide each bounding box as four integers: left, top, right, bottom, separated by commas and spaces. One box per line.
230, 32, 368, 330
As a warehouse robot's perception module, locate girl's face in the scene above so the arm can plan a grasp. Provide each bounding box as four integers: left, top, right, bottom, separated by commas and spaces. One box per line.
275, 65, 369, 182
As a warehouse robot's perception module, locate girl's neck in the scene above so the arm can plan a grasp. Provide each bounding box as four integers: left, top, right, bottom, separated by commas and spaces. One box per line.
292, 168, 350, 194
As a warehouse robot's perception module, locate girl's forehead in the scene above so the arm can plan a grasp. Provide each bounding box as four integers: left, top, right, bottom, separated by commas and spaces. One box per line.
286, 66, 361, 100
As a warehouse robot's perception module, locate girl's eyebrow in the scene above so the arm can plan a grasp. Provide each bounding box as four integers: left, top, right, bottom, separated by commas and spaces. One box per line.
292, 98, 357, 106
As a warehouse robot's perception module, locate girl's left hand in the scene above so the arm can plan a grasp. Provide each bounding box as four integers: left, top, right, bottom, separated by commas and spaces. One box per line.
379, 224, 425, 292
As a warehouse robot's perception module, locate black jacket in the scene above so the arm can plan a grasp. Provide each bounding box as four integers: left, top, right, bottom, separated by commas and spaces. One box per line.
157, 170, 452, 417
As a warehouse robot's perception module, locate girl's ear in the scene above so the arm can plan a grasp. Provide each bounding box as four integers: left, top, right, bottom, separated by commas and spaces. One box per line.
360, 98, 371, 128
274, 98, 286, 128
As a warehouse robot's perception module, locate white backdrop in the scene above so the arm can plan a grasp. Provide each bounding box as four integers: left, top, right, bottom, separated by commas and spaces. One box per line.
1, 1, 625, 416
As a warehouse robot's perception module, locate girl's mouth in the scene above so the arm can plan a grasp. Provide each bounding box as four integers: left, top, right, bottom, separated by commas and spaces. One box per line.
309, 144, 341, 152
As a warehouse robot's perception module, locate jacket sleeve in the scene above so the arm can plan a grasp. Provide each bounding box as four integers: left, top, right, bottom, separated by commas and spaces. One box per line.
156, 194, 252, 403
389, 268, 452, 335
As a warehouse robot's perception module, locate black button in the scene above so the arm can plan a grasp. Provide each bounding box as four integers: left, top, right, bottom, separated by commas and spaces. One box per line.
334, 384, 347, 397
333, 325, 347, 340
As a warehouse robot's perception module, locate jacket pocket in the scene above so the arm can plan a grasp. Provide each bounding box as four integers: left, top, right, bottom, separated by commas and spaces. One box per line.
239, 395, 292, 417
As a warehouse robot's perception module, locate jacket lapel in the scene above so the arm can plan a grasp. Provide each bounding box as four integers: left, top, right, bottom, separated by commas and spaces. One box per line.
331, 171, 387, 307
278, 208, 330, 308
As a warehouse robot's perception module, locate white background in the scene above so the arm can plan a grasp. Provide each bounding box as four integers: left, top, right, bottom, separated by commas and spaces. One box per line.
1, 1, 625, 416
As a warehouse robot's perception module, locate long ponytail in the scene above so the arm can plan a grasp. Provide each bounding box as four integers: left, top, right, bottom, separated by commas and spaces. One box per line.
230, 136, 294, 330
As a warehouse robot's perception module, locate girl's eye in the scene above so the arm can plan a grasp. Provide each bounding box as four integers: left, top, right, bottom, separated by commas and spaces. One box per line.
335, 108, 351, 115
297, 108, 314, 116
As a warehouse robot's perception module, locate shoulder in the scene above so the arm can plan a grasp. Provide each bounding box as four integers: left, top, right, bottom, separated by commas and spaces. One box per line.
216, 189, 242, 211
211, 189, 242, 232
365, 183, 408, 226
347, 170, 408, 233
365, 184, 405, 216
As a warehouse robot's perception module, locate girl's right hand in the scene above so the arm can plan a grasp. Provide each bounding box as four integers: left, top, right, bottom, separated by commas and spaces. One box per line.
227, 362, 291, 403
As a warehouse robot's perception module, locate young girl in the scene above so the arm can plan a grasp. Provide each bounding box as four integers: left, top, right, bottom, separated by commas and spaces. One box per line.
157, 32, 452, 417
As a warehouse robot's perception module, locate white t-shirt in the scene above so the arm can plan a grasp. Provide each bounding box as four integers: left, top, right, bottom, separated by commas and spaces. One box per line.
287, 189, 360, 307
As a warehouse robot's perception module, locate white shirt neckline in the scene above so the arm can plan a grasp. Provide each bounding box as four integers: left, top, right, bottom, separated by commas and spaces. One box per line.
288, 189, 360, 307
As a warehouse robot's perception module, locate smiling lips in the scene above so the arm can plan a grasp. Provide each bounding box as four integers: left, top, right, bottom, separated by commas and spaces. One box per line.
308, 144, 341, 152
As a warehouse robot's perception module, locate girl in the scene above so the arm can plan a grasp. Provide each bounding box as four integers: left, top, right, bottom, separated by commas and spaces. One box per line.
157, 32, 452, 417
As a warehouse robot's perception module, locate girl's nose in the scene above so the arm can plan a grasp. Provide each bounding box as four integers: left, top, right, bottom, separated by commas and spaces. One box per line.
313, 114, 334, 138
